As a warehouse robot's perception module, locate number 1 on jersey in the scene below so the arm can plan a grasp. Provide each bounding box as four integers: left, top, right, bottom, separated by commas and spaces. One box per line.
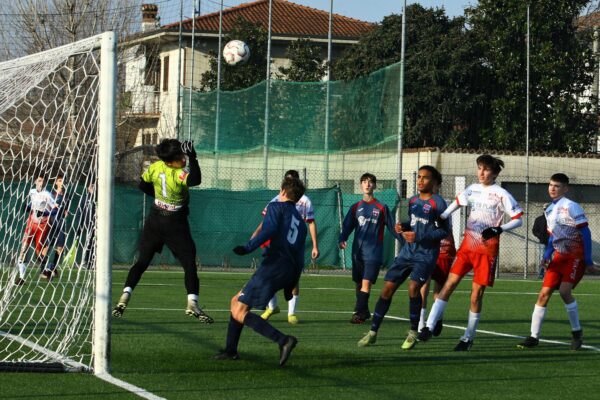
159, 173, 167, 197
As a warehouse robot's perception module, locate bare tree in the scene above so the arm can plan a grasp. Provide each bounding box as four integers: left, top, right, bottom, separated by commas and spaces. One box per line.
0, 0, 139, 60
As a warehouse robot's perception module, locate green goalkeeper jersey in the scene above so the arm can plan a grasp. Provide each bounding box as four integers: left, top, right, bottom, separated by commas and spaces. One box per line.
142, 160, 190, 211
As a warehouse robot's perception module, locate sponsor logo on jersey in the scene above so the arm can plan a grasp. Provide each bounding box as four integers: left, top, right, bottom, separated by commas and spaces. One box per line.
358, 216, 377, 226
358, 208, 364, 212
488, 193, 502, 202
411, 214, 429, 226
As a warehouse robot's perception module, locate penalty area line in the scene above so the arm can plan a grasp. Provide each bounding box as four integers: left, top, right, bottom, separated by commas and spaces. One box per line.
381, 314, 600, 352
118, 307, 600, 352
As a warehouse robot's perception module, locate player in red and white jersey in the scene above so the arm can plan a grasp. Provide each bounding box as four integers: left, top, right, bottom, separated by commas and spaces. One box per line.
254, 170, 319, 325
15, 174, 56, 285
518, 173, 598, 351
419, 155, 523, 351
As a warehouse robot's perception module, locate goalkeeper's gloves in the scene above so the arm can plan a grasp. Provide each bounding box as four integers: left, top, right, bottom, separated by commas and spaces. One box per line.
482, 226, 503, 240
181, 140, 197, 159
233, 245, 249, 255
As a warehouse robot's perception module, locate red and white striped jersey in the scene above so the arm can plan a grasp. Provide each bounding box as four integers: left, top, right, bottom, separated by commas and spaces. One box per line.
28, 188, 55, 223
457, 183, 523, 256
545, 197, 588, 257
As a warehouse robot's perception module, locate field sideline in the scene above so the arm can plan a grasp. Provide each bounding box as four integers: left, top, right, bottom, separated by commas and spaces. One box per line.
1, 269, 599, 400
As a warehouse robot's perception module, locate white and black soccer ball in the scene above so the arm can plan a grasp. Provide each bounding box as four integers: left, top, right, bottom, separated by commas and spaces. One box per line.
223, 40, 250, 66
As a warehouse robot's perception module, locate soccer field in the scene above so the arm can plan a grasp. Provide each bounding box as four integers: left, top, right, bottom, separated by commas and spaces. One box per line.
2, 269, 599, 400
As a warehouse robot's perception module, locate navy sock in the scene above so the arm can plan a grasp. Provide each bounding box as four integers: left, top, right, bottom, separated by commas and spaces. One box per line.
225, 315, 244, 353
409, 296, 422, 331
39, 255, 48, 271
243, 312, 286, 346
53, 251, 60, 265
371, 297, 392, 332
356, 291, 370, 314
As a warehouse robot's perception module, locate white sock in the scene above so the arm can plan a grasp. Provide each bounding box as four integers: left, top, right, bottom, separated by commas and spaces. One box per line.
530, 304, 546, 338
426, 299, 448, 329
418, 308, 427, 332
123, 287, 133, 294
18, 262, 26, 279
565, 301, 581, 331
462, 311, 480, 341
288, 295, 299, 315
187, 294, 198, 302
268, 295, 278, 310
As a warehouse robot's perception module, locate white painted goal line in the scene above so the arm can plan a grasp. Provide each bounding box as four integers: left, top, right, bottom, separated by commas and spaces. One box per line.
0, 329, 166, 400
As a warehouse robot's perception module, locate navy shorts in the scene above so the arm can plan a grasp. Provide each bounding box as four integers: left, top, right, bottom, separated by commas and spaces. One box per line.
238, 266, 300, 309
384, 255, 435, 286
352, 254, 382, 284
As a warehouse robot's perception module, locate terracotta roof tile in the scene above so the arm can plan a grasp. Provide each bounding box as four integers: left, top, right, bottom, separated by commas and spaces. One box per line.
164, 0, 374, 39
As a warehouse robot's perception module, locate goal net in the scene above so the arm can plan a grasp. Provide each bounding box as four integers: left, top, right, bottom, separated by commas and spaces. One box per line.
0, 33, 116, 373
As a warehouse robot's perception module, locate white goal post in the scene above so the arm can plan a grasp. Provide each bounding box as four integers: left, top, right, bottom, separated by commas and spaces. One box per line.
0, 32, 116, 374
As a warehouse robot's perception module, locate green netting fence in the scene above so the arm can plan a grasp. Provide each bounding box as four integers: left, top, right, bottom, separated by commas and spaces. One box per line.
112, 185, 401, 269
182, 63, 401, 154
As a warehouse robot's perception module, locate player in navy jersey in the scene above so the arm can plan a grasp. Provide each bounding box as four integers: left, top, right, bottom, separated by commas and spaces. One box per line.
216, 177, 307, 366
339, 173, 400, 324
518, 174, 598, 350
357, 166, 448, 349
41, 174, 69, 280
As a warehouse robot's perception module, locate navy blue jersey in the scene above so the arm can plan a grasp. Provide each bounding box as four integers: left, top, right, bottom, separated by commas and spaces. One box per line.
243, 201, 307, 272
339, 198, 399, 265
51, 190, 68, 224
399, 194, 449, 262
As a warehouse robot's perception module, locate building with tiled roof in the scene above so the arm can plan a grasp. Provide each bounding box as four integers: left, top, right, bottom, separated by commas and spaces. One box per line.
118, 1, 374, 168
163, 0, 373, 40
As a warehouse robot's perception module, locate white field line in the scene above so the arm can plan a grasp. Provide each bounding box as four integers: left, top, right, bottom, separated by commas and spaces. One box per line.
121, 307, 600, 352
95, 373, 167, 400
0, 329, 88, 371
0, 330, 166, 399
380, 314, 600, 352
120, 282, 600, 297
116, 269, 594, 285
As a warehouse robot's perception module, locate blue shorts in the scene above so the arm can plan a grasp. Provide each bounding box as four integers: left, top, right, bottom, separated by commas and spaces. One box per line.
384, 255, 435, 286
352, 254, 381, 284
238, 266, 300, 309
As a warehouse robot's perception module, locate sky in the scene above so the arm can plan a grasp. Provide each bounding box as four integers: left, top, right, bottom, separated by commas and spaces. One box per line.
198, 0, 475, 22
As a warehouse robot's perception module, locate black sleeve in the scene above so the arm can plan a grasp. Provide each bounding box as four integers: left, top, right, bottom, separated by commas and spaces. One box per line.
138, 179, 155, 197
186, 157, 202, 187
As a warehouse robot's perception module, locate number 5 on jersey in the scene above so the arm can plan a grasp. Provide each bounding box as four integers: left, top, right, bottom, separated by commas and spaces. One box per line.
287, 216, 300, 244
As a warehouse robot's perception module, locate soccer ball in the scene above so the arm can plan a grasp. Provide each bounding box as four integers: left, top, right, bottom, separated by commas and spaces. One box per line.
223, 40, 250, 66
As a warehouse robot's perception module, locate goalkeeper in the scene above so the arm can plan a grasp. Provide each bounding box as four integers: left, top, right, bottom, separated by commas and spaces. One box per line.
112, 139, 213, 324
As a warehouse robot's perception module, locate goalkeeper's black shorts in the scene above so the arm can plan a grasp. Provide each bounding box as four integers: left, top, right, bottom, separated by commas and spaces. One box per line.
137, 207, 196, 260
